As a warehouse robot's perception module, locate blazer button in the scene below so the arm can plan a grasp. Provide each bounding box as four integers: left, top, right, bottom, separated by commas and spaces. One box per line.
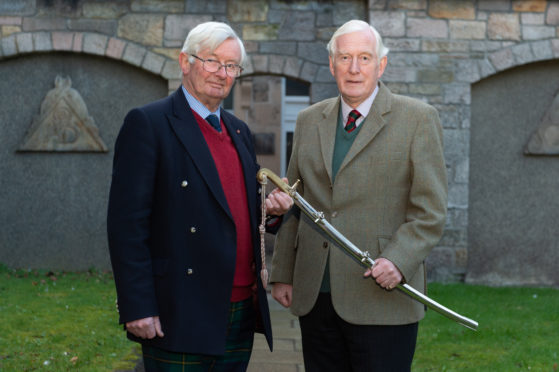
181, 180, 188, 187
190, 227, 196, 233
323, 241, 328, 249
186, 268, 193, 275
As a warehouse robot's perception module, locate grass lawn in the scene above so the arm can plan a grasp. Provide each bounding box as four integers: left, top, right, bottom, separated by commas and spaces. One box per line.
413, 283, 559, 371
0, 265, 138, 371
1, 264, 558, 371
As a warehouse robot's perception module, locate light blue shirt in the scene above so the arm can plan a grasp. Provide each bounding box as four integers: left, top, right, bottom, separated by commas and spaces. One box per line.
181, 85, 221, 122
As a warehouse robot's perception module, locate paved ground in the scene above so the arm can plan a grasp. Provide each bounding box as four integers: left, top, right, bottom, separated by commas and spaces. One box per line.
247, 295, 304, 372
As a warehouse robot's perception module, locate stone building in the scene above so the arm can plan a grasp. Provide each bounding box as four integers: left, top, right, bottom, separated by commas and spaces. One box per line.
0, 0, 558, 287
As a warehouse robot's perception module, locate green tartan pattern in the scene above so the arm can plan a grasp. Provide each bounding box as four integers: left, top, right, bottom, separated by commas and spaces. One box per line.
142, 298, 255, 371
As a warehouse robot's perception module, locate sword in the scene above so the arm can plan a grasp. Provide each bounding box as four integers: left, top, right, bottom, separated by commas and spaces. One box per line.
257, 168, 478, 331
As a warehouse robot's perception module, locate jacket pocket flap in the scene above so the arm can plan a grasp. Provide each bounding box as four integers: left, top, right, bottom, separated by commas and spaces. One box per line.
377, 236, 392, 253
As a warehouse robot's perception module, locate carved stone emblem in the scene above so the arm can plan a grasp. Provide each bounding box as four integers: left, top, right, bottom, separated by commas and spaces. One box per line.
18, 75, 108, 152
524, 90, 559, 156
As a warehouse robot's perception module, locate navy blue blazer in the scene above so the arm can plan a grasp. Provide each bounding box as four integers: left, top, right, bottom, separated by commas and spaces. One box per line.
107, 87, 273, 355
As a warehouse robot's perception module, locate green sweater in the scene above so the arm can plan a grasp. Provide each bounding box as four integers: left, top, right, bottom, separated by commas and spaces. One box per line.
320, 108, 364, 293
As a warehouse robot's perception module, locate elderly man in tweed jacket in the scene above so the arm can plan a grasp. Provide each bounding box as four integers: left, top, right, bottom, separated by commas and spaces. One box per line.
270, 20, 448, 372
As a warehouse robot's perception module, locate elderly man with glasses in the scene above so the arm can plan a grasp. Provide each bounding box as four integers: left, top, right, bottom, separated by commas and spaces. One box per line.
107, 21, 292, 371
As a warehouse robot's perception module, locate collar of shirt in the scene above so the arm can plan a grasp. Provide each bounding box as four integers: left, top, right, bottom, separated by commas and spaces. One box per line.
181, 85, 221, 122
340, 84, 379, 129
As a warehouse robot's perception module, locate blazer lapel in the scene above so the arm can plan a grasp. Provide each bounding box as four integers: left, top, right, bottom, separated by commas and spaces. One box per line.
166, 88, 233, 220
222, 113, 257, 229
338, 83, 391, 174
317, 98, 341, 183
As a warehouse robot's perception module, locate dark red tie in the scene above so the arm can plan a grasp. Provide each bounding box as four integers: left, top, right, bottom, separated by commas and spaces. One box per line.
345, 110, 361, 133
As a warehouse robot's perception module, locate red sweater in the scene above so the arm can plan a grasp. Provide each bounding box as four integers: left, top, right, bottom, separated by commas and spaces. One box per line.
193, 111, 254, 302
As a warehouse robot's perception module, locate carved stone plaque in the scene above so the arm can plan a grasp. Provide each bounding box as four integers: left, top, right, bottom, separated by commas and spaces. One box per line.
18, 75, 108, 152
524, 90, 559, 155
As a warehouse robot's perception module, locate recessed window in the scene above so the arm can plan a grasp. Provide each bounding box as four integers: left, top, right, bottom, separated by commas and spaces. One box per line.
285, 78, 310, 96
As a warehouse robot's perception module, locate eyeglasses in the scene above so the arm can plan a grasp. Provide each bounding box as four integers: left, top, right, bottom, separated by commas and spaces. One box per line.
191, 54, 243, 77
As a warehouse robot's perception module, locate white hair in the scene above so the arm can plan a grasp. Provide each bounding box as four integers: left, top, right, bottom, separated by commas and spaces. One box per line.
327, 20, 389, 60
181, 21, 247, 66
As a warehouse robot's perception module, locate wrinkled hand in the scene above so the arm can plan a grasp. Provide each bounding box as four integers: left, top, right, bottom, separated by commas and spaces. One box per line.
265, 178, 293, 216
272, 283, 293, 308
364, 258, 403, 290
126, 316, 164, 339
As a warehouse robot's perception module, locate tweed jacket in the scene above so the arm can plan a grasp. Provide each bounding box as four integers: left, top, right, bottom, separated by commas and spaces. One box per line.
270, 82, 448, 325
107, 88, 272, 355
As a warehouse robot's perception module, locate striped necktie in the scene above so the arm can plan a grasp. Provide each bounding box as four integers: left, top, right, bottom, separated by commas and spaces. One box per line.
345, 109, 361, 133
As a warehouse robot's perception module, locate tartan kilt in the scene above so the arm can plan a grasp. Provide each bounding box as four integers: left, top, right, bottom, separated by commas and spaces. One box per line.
141, 298, 255, 371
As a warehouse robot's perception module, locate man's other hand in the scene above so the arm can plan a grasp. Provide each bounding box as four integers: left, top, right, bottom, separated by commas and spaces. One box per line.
126, 316, 164, 339
272, 283, 293, 308
364, 258, 403, 290
265, 178, 293, 216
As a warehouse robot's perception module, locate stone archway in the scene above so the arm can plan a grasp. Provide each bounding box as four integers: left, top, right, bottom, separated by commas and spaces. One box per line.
231, 73, 312, 175
242, 52, 336, 104
466, 59, 559, 287
0, 31, 180, 91
0, 50, 168, 270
